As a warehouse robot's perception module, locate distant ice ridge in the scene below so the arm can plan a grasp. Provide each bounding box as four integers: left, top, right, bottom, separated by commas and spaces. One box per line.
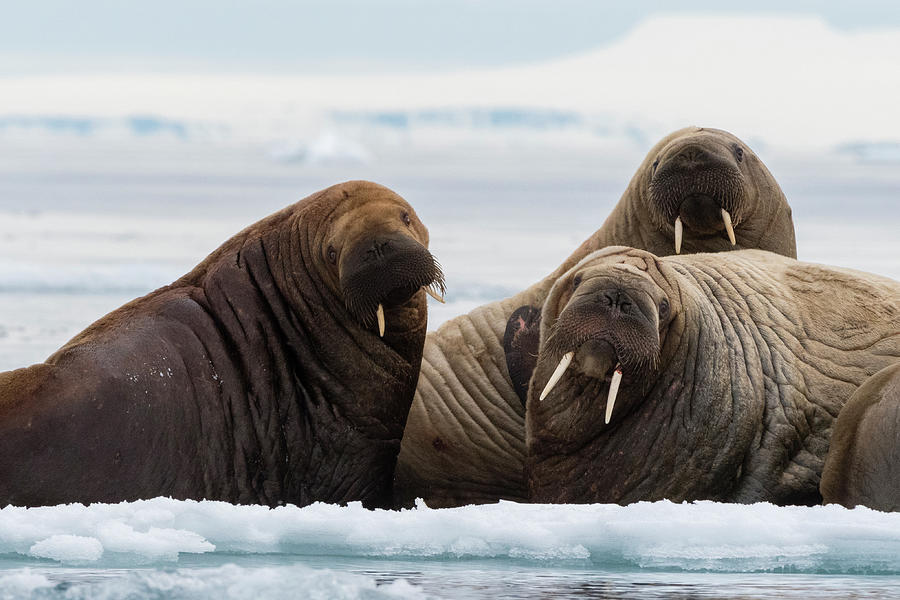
0, 210, 239, 295
0, 564, 423, 600
0, 260, 181, 294
0, 114, 221, 141
837, 141, 900, 163
2, 499, 900, 574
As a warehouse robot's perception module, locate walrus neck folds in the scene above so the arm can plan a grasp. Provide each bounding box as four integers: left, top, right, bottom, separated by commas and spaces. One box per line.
190, 208, 426, 508
270, 216, 426, 422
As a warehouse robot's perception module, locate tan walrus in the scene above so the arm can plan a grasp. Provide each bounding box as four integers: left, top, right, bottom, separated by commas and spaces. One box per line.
395, 127, 798, 507
0, 181, 444, 509
527, 247, 900, 505
821, 362, 900, 511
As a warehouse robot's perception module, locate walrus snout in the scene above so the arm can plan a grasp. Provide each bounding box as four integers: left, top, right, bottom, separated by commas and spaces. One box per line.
649, 141, 745, 254
669, 144, 717, 169
545, 286, 660, 373
339, 233, 445, 331
539, 280, 661, 409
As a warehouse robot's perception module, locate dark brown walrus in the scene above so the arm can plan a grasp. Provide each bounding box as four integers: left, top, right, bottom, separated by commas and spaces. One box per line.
395, 126, 798, 508
0, 180, 444, 509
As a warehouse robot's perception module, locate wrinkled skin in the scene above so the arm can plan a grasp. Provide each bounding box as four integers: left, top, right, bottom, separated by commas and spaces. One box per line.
396, 126, 797, 507
0, 180, 443, 509
527, 248, 900, 505
821, 362, 900, 511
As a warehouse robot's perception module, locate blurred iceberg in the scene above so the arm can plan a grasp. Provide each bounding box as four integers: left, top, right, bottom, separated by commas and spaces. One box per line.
269, 131, 372, 165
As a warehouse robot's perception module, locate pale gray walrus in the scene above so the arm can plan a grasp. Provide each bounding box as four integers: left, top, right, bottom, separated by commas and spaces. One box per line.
395, 126, 798, 507
0, 181, 444, 509
527, 247, 900, 505
821, 362, 900, 511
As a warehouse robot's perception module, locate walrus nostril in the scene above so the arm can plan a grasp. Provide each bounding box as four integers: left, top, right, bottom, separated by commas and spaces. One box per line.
597, 290, 636, 315
674, 146, 713, 167
366, 240, 393, 261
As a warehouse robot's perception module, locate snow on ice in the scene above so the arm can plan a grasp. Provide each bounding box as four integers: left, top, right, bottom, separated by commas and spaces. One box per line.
0, 498, 899, 574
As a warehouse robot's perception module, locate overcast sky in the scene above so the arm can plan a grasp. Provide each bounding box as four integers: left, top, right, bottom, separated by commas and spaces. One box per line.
3, 0, 900, 74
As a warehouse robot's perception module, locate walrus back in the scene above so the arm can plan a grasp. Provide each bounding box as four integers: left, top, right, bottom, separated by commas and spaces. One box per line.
0, 293, 220, 506
821, 362, 900, 511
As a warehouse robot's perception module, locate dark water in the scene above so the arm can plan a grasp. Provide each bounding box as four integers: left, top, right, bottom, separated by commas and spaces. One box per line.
18, 558, 900, 599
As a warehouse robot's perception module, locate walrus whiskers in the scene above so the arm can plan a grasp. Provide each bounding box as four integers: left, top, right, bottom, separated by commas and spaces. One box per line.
539, 351, 574, 401
425, 286, 445, 303
721, 209, 736, 245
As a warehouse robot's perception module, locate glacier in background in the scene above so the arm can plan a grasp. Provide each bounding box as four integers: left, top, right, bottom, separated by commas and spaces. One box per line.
2, 15, 900, 163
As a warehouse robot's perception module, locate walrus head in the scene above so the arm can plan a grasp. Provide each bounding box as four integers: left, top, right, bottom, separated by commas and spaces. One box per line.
535, 247, 678, 426
640, 127, 793, 257
317, 182, 445, 338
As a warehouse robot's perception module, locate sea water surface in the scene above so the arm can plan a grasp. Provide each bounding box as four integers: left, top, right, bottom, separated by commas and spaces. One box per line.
2, 142, 900, 598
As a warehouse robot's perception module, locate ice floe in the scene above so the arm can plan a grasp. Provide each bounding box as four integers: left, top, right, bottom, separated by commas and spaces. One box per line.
1, 498, 900, 574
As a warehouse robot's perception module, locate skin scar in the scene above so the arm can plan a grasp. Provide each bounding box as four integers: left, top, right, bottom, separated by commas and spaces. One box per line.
613, 262, 647, 276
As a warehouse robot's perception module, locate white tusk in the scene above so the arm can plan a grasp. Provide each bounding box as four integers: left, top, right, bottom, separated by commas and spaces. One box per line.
376, 304, 385, 337
424, 286, 445, 304
721, 208, 736, 246
539, 352, 574, 401
674, 217, 683, 254
605, 365, 623, 424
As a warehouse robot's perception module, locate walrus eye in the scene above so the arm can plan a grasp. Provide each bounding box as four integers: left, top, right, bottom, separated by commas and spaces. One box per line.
402, 212, 412, 226
573, 274, 582, 290
734, 146, 744, 162
659, 299, 670, 318
327, 245, 337, 265
652, 158, 660, 172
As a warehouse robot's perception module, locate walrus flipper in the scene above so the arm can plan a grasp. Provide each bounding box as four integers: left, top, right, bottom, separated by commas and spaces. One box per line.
503, 305, 542, 407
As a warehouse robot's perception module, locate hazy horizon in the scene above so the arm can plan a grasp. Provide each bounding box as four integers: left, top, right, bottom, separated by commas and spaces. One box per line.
3, 2, 900, 75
